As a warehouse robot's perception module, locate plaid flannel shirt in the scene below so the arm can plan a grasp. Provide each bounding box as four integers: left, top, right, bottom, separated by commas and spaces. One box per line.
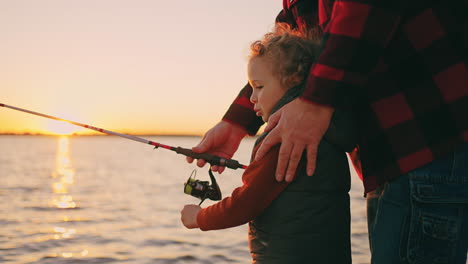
223, 0, 468, 193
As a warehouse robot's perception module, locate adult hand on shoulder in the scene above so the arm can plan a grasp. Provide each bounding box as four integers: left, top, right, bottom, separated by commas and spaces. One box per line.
180, 204, 201, 229
255, 98, 333, 182
187, 121, 247, 174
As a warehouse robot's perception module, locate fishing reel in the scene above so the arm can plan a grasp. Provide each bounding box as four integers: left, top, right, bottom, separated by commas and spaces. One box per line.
184, 168, 222, 205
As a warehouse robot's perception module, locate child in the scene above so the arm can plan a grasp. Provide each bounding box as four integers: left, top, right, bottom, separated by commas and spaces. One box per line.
181, 25, 356, 264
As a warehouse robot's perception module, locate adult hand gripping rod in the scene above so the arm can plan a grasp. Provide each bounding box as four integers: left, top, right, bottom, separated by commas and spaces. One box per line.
0, 103, 247, 170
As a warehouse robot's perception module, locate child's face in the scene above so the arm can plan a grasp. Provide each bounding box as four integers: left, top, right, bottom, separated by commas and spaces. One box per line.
248, 57, 287, 122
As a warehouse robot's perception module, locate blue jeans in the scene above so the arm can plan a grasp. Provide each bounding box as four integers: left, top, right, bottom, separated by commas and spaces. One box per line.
367, 143, 468, 264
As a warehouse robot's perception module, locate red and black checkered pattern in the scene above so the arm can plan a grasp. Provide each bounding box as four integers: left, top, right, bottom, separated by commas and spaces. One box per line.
223, 0, 468, 193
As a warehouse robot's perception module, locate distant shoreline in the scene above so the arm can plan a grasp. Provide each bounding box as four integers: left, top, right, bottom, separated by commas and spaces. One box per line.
0, 133, 202, 137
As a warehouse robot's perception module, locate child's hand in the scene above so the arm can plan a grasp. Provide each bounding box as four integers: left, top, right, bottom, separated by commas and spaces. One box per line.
181, 204, 201, 229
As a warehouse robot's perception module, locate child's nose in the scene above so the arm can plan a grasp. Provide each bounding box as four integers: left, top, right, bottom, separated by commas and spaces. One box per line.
250, 93, 257, 104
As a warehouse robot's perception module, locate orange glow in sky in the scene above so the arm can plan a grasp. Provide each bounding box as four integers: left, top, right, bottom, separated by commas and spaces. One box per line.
45, 120, 85, 136
0, 1, 280, 135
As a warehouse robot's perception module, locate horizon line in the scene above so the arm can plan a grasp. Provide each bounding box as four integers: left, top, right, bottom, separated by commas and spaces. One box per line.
0, 132, 203, 137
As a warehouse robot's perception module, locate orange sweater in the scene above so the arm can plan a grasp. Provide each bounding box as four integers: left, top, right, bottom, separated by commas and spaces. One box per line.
197, 145, 288, 231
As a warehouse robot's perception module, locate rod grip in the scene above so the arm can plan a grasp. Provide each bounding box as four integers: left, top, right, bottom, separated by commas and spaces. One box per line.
174, 147, 245, 170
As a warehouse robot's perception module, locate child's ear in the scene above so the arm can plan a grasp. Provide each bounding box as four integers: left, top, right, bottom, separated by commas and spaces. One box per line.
285, 73, 302, 88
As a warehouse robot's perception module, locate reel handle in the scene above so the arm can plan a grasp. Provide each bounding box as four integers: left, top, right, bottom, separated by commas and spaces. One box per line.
174, 147, 246, 170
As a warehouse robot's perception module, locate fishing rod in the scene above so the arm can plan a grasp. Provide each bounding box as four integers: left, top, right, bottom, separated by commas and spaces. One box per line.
0, 103, 247, 170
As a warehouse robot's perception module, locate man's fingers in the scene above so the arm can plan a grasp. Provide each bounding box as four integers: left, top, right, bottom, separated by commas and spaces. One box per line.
284, 144, 305, 182
192, 134, 210, 153
196, 159, 207, 168
209, 165, 226, 174
263, 111, 280, 132
188, 135, 208, 166
211, 165, 227, 174
275, 141, 293, 182
217, 166, 225, 174
192, 141, 208, 153
255, 128, 281, 162
306, 144, 318, 176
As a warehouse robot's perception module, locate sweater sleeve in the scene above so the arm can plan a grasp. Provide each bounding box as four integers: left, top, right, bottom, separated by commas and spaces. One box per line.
197, 145, 288, 231
302, 0, 402, 108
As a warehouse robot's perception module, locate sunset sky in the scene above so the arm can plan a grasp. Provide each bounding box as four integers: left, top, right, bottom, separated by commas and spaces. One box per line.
1, 1, 280, 135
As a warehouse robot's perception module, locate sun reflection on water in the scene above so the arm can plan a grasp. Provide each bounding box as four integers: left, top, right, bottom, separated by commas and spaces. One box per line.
49, 136, 89, 259
51, 137, 77, 209
53, 226, 76, 239
53, 195, 77, 209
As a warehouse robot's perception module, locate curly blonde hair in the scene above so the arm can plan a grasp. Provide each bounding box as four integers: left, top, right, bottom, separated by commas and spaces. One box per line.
249, 23, 319, 89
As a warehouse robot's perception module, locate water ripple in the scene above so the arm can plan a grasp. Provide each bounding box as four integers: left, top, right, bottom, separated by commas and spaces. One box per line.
0, 219, 19, 225
28, 256, 123, 264
146, 255, 199, 264
141, 239, 199, 247
23, 206, 83, 211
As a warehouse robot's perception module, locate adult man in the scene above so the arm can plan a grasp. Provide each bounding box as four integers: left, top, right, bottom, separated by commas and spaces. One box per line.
189, 0, 468, 263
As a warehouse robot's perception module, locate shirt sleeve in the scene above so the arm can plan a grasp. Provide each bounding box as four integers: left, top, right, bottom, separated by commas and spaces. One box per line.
222, 83, 264, 136
197, 145, 288, 231
302, 0, 402, 108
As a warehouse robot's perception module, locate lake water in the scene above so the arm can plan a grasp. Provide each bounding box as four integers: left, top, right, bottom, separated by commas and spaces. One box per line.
0, 135, 370, 263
